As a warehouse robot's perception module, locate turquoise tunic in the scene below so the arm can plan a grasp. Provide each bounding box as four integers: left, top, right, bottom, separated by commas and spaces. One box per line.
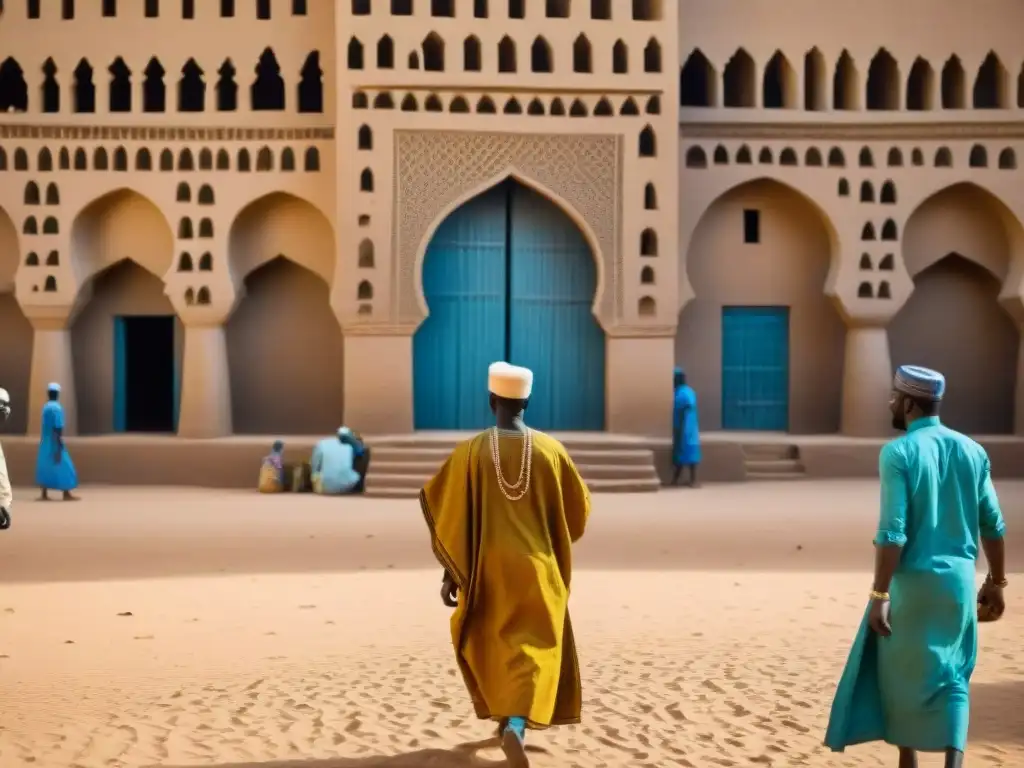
825, 416, 1006, 753
311, 437, 360, 495
36, 401, 78, 492
672, 385, 701, 466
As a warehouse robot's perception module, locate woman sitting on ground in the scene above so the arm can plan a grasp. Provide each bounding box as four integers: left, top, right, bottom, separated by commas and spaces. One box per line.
258, 440, 286, 493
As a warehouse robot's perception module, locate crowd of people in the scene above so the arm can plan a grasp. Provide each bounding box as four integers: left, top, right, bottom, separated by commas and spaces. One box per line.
259, 426, 371, 495
0, 359, 1010, 768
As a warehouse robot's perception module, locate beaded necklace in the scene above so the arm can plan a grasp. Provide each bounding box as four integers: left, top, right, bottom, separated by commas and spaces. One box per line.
490, 426, 533, 502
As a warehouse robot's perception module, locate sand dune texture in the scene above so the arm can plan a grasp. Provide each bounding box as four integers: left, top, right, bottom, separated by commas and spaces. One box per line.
0, 484, 1022, 768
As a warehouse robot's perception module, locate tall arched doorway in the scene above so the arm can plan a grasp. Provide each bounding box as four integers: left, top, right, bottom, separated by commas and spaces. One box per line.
414, 179, 605, 431
226, 194, 342, 434
69, 190, 178, 434
677, 178, 844, 433
0, 205, 31, 433
71, 260, 182, 434
890, 183, 1022, 434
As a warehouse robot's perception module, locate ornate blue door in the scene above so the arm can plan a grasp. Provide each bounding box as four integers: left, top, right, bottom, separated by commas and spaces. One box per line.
721, 306, 790, 430
507, 184, 605, 431
413, 185, 508, 429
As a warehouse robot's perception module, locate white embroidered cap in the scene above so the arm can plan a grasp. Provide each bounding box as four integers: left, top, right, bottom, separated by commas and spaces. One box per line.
488, 362, 534, 400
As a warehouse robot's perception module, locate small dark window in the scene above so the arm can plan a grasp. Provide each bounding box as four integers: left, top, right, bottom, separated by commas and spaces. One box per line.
103, 0, 116, 15
28, 0, 41, 18
293, 0, 307, 13
145, 0, 159, 17
62, 0, 75, 19
256, 0, 270, 18
182, 0, 194, 17
743, 209, 760, 244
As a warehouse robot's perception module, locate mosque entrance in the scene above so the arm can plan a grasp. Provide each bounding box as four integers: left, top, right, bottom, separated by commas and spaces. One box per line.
114, 315, 177, 433
413, 179, 605, 431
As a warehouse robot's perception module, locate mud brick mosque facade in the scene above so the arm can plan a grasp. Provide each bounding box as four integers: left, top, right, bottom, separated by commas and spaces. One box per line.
0, 0, 1022, 440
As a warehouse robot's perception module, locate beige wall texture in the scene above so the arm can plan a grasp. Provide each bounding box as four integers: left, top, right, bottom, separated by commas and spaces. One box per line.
0, 0, 1020, 440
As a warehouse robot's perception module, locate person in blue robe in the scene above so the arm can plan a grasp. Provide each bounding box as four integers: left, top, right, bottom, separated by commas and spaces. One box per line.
311, 427, 361, 495
36, 382, 79, 501
824, 365, 1007, 768
671, 368, 701, 487
338, 426, 371, 494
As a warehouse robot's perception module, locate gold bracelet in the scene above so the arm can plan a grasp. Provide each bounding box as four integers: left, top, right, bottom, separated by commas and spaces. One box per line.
870, 590, 890, 601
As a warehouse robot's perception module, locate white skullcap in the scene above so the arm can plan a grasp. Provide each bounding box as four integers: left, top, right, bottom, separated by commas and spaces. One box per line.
0, 388, 9, 402
488, 362, 533, 400
337, 426, 353, 438
47, 382, 61, 392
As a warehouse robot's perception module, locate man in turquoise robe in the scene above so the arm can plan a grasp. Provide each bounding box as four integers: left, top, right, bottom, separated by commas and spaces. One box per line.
825, 365, 1008, 768
311, 428, 361, 495
36, 382, 79, 501
671, 368, 701, 487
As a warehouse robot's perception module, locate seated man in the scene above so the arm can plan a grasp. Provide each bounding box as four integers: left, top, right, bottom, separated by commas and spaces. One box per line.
311, 428, 361, 495
338, 426, 371, 494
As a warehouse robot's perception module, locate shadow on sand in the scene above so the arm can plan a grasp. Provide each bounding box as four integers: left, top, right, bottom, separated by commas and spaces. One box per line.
151, 738, 551, 768
970, 680, 1024, 746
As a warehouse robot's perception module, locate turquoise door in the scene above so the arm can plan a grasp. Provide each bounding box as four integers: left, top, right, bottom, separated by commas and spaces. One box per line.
508, 184, 605, 431
721, 306, 789, 431
414, 180, 605, 430
113, 316, 127, 432
414, 185, 508, 429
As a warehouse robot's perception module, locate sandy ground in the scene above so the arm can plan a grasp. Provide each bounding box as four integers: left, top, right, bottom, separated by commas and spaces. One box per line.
0, 482, 1022, 768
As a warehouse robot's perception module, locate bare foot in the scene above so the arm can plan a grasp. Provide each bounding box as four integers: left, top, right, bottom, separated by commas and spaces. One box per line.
36, 492, 51, 502
62, 492, 80, 502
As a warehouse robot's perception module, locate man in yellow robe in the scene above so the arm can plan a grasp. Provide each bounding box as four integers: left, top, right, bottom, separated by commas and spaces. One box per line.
419, 362, 590, 768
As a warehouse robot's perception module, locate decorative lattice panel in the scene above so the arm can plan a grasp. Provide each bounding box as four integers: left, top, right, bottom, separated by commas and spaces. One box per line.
393, 130, 621, 324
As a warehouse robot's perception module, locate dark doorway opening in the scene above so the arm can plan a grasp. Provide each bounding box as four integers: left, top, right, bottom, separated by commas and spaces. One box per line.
117, 315, 176, 432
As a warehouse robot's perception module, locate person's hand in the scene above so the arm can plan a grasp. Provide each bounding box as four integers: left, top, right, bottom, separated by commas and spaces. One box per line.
441, 572, 459, 608
868, 597, 892, 637
978, 580, 1006, 622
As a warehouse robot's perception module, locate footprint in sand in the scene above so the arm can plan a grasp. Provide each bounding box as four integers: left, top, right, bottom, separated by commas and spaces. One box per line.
133, 635, 154, 640
299, 605, 317, 610
116, 611, 133, 617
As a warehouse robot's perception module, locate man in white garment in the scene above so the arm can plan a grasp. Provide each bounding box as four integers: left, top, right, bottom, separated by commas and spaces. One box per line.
0, 388, 14, 530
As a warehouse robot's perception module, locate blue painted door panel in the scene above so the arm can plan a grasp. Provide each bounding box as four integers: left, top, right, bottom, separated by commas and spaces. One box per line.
414, 185, 508, 429
721, 306, 789, 431
113, 316, 127, 432
508, 184, 605, 431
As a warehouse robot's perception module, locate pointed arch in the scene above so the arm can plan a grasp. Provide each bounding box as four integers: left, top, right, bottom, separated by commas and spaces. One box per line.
906, 57, 934, 110
833, 50, 857, 110
941, 55, 965, 109
866, 48, 899, 110
723, 48, 755, 107
803, 47, 826, 110
762, 50, 796, 109
680, 48, 716, 107
974, 51, 1007, 109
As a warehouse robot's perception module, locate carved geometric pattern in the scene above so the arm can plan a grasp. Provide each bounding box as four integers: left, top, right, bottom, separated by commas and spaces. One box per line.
0, 125, 333, 141
393, 130, 621, 324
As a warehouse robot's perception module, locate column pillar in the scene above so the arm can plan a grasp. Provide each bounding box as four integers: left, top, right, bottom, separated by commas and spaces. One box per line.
841, 323, 894, 437
605, 327, 676, 436
177, 322, 233, 438
342, 325, 415, 434
27, 314, 77, 436
1015, 331, 1024, 435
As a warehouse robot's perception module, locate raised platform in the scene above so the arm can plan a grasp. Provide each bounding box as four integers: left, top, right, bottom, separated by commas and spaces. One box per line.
364, 432, 660, 497
3, 431, 1024, 491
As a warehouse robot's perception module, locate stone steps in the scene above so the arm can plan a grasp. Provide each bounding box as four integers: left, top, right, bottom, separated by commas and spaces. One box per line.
742, 445, 806, 481
365, 440, 660, 498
